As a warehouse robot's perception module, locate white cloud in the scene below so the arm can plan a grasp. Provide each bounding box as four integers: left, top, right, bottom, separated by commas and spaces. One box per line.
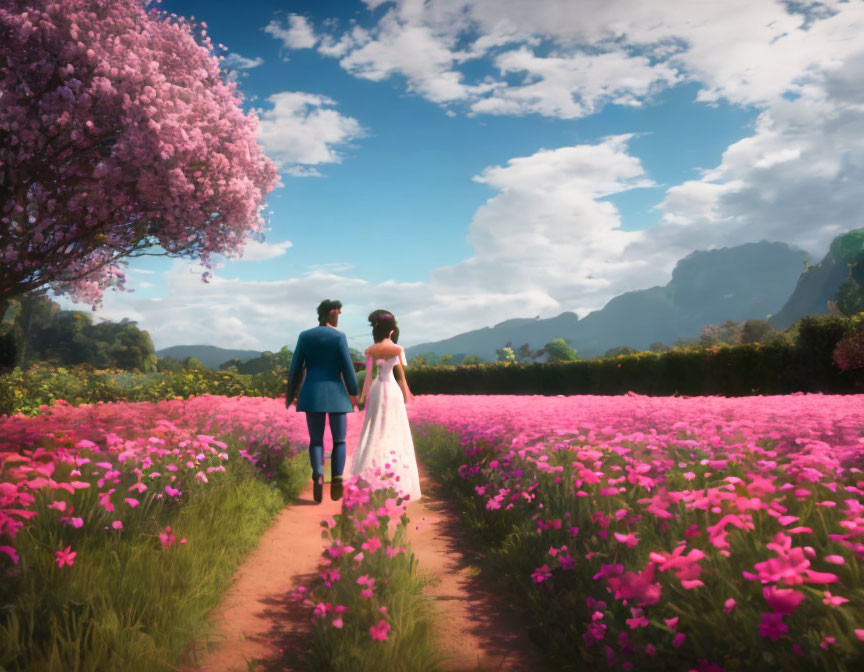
255, 91, 365, 175
223, 52, 264, 69
269, 0, 863, 119
220, 238, 294, 262
263, 14, 318, 51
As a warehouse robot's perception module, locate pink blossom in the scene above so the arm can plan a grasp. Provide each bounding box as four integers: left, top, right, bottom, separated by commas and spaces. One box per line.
370, 619, 390, 641
55, 545, 76, 567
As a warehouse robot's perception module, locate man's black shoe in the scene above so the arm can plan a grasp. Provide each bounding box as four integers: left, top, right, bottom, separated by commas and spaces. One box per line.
313, 474, 323, 503
330, 476, 343, 501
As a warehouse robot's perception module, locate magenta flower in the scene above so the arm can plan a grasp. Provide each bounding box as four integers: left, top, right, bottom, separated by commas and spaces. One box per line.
531, 564, 552, 583
370, 619, 390, 641
159, 525, 176, 548
822, 591, 849, 607
55, 545, 76, 568
758, 613, 788, 641
763, 586, 805, 615
723, 598, 737, 613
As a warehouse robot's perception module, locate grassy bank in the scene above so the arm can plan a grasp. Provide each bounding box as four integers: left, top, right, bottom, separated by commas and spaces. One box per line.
0, 437, 309, 672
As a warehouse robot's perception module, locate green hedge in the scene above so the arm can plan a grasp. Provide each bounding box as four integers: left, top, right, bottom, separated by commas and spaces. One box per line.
402, 314, 864, 397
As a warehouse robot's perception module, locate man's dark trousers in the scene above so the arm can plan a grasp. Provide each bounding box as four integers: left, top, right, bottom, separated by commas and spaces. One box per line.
306, 412, 347, 479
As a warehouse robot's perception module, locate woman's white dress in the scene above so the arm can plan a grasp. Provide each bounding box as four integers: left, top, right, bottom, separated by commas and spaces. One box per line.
350, 348, 421, 502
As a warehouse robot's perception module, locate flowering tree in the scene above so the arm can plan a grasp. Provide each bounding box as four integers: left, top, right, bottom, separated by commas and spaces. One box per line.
0, 0, 279, 321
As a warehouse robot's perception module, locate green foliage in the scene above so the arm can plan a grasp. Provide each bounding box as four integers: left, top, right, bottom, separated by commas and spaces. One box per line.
460, 354, 482, 365
182, 356, 207, 371
604, 345, 638, 358
741, 318, 779, 344
700, 319, 745, 346
836, 279, 864, 317
648, 342, 671, 353
543, 338, 579, 362
495, 344, 517, 363
829, 227, 864, 263
5, 294, 156, 372
0, 440, 309, 672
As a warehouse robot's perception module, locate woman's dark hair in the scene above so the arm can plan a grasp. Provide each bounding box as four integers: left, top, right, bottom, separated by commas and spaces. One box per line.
368, 309, 399, 343
317, 299, 342, 326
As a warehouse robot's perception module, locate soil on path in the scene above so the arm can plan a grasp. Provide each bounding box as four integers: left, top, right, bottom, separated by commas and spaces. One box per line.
403, 465, 547, 672
180, 444, 545, 672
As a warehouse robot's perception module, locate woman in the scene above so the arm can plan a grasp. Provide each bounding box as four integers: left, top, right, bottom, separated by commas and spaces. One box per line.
351, 309, 421, 502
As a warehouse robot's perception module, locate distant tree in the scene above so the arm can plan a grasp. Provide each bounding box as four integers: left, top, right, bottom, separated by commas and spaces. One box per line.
604, 346, 638, 358
672, 336, 699, 349
417, 352, 441, 366
700, 320, 745, 346
276, 345, 293, 368
348, 347, 366, 371
496, 344, 517, 363
182, 356, 207, 371
543, 338, 579, 362
461, 354, 481, 365
440, 353, 454, 366
649, 342, 670, 353
836, 279, 864, 317
741, 319, 779, 344
219, 357, 243, 371
514, 343, 543, 362
157, 356, 184, 373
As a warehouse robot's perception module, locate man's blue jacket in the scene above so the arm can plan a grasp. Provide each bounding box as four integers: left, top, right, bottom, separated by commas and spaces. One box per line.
286, 325, 359, 413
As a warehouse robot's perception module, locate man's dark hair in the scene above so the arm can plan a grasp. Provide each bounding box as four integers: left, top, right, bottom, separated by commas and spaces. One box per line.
368, 309, 399, 343
317, 299, 342, 326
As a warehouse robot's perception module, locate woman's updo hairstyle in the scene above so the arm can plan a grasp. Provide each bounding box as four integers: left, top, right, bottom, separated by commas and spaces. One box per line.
368, 309, 399, 343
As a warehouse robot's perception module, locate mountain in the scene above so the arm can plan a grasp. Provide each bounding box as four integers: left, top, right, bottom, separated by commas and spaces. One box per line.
768, 251, 852, 330
155, 345, 262, 369
404, 240, 808, 362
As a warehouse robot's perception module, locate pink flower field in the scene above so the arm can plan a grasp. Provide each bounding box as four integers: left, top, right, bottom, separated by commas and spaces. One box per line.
406, 392, 864, 669
0, 395, 312, 564
3, 391, 864, 670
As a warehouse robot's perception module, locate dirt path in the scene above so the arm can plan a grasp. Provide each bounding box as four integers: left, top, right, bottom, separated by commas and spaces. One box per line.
180, 443, 544, 672
404, 465, 546, 672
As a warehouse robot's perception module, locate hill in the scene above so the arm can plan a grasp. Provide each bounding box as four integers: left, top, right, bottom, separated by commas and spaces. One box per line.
154, 345, 262, 369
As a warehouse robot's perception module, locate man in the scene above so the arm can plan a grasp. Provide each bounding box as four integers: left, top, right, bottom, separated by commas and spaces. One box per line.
286, 299, 359, 502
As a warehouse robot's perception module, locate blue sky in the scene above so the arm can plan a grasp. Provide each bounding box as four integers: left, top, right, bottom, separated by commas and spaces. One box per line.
53, 0, 864, 353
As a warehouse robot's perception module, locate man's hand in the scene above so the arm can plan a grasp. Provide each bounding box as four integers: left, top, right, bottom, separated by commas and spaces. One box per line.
287, 397, 297, 411
350, 395, 359, 410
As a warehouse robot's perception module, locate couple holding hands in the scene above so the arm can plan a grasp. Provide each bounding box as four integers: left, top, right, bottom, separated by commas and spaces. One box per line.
286, 300, 421, 504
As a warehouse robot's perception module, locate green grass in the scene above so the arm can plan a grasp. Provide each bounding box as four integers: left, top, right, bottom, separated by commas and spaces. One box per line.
0, 438, 310, 672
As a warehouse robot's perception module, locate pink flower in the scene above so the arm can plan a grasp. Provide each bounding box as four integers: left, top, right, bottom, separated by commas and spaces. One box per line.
824, 555, 845, 564
665, 617, 679, 630
854, 629, 864, 641
124, 497, 139, 508
532, 564, 552, 583
822, 591, 849, 607
626, 608, 649, 629
673, 632, 686, 648
112, 520, 123, 530
758, 613, 788, 641
1, 545, 19, 564
362, 536, 382, 554
606, 563, 662, 607
55, 545, 76, 567
370, 619, 390, 641
723, 598, 737, 613
332, 617, 343, 628
820, 636, 835, 650
159, 526, 176, 548
614, 532, 639, 548
763, 586, 805, 615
